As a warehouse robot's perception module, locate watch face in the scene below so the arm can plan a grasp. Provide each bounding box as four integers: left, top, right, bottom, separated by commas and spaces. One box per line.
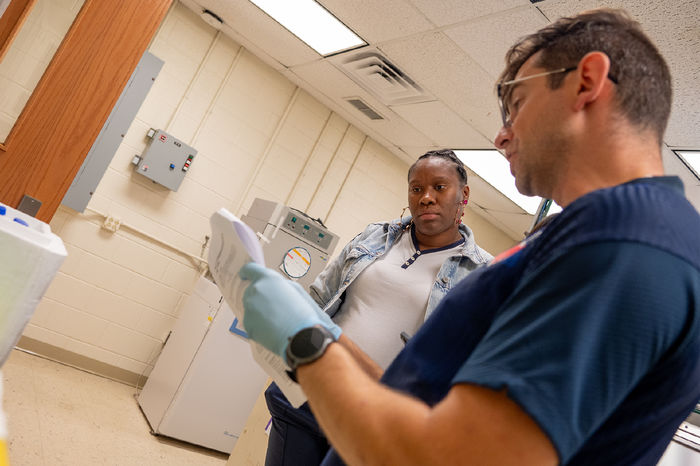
289, 326, 326, 359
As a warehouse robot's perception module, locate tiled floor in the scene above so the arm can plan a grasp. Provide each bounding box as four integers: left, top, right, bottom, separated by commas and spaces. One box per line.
2, 349, 229, 465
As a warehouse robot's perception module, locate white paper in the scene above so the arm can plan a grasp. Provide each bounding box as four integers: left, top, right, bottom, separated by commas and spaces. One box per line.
208, 208, 307, 407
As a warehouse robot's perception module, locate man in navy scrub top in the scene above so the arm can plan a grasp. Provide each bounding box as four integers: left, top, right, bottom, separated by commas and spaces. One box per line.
236, 8, 700, 466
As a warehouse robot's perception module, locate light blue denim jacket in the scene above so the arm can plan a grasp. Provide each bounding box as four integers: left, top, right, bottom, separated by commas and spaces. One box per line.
309, 218, 493, 322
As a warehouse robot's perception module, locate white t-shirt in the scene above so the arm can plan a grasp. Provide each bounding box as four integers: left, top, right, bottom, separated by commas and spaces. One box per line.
334, 229, 463, 369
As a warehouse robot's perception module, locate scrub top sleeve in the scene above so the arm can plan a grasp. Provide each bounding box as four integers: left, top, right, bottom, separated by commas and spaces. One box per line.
452, 241, 689, 463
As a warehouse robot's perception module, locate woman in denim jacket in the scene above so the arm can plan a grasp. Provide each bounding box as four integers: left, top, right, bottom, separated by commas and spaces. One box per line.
264, 150, 492, 466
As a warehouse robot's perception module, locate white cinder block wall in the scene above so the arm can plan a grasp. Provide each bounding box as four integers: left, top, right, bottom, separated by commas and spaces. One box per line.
23, 2, 515, 380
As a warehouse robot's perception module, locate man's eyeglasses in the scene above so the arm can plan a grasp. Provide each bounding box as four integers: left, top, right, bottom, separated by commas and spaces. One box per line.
497, 67, 576, 128
497, 66, 619, 127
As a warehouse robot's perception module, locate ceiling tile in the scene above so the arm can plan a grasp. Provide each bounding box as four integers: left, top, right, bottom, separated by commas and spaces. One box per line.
409, 0, 531, 27
378, 31, 503, 143
444, 6, 549, 78
390, 100, 493, 148
180, 0, 321, 67
319, 0, 434, 43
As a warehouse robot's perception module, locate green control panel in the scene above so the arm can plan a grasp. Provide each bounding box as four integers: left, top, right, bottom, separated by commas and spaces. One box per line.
283, 212, 333, 249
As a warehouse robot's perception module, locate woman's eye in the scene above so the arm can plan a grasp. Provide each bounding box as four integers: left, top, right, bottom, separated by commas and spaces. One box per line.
436, 185, 446, 191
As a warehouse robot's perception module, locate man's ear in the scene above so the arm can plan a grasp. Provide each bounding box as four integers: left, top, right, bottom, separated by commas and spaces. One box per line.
573, 51, 612, 111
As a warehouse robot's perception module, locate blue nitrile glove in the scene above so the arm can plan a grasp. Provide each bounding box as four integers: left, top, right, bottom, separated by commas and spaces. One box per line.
239, 262, 342, 363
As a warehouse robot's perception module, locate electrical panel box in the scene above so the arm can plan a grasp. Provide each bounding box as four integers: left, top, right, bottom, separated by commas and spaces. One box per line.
133, 129, 197, 191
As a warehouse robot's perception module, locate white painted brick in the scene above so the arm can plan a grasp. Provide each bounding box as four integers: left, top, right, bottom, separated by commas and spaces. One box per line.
203, 37, 240, 78
169, 178, 229, 216
163, 205, 209, 244
180, 70, 223, 119
43, 272, 91, 311
167, 113, 199, 146
136, 309, 176, 341
67, 249, 135, 296
48, 207, 71, 234
29, 298, 109, 347
97, 324, 162, 363
61, 337, 149, 376
127, 274, 182, 315
134, 78, 180, 129
57, 243, 83, 276
84, 286, 142, 328
109, 203, 202, 260
109, 234, 171, 280
22, 323, 70, 349
161, 260, 200, 291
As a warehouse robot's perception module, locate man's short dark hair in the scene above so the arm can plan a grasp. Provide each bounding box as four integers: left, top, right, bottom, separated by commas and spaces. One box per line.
499, 8, 671, 143
408, 149, 468, 185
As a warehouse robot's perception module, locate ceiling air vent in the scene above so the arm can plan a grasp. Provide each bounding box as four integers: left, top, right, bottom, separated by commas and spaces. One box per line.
334, 50, 432, 106
346, 98, 384, 120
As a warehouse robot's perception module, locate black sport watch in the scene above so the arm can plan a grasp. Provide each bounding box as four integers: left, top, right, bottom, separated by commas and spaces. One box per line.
286, 325, 337, 377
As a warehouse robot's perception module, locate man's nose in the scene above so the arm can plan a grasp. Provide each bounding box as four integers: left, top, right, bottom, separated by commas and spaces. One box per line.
494, 125, 511, 150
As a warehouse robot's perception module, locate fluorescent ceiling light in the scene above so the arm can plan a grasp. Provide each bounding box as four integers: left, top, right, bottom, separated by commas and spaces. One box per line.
455, 149, 542, 215
248, 0, 366, 56
675, 150, 700, 180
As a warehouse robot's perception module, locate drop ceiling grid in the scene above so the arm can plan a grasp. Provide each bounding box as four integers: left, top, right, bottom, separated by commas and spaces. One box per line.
443, 6, 550, 79
318, 0, 435, 44
377, 30, 503, 143
389, 101, 494, 151
407, 0, 533, 27
182, 0, 319, 68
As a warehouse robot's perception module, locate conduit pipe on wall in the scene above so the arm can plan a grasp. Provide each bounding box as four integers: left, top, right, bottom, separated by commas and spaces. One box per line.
84, 207, 209, 269
323, 135, 368, 221
234, 86, 302, 216
284, 110, 334, 208
303, 121, 352, 215
164, 29, 223, 134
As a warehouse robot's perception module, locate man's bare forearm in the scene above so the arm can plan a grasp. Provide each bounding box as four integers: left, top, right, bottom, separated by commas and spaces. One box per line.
337, 334, 383, 380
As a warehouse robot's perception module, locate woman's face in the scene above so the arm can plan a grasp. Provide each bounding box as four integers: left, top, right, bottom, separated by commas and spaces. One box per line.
408, 158, 469, 239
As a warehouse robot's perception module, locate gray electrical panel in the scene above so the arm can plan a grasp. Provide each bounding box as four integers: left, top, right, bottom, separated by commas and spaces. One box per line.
132, 129, 197, 191
62, 51, 164, 212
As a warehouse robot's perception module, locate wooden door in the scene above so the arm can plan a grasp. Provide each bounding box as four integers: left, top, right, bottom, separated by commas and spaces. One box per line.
0, 0, 172, 222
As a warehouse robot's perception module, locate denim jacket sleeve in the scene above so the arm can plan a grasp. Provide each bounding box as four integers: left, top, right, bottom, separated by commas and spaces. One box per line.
308, 233, 359, 308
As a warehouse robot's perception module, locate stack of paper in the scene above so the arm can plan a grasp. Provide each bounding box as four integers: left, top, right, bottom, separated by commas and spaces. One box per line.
208, 208, 307, 407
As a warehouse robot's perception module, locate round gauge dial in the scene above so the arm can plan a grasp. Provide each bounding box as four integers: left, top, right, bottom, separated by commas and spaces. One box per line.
282, 247, 311, 278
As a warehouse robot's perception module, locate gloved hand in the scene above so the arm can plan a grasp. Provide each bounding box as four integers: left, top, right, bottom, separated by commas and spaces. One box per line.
239, 262, 342, 363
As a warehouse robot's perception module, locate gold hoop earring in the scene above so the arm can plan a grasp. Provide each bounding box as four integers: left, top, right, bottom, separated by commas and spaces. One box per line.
398, 206, 412, 230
